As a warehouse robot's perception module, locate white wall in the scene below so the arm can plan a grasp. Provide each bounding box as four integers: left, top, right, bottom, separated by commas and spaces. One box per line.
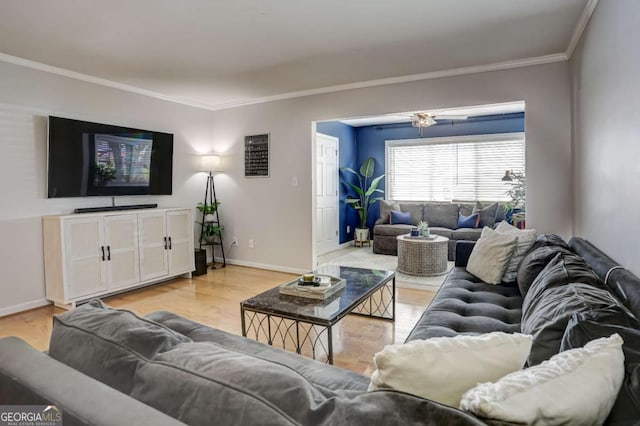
570, 0, 640, 275
0, 56, 574, 315
0, 60, 213, 315
210, 61, 573, 272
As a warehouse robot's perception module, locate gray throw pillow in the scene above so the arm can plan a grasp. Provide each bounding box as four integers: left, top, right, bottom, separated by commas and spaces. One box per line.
379, 200, 400, 224
473, 202, 499, 228
49, 299, 191, 394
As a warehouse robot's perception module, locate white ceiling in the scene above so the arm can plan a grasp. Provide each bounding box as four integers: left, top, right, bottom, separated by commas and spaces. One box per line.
0, 0, 591, 110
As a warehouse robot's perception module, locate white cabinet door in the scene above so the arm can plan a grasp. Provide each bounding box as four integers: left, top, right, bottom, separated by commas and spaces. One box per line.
104, 214, 140, 290
167, 210, 194, 275
138, 211, 169, 281
63, 217, 107, 299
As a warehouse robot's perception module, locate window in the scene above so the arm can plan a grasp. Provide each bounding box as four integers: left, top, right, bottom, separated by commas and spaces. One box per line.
385, 133, 525, 202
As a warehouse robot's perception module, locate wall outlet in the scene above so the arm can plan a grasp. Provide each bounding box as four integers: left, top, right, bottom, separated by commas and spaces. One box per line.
346, 225, 350, 233
232, 236, 238, 245
291, 176, 298, 186
248, 239, 254, 249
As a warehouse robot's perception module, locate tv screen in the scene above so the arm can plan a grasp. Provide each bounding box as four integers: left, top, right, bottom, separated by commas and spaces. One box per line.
47, 116, 173, 198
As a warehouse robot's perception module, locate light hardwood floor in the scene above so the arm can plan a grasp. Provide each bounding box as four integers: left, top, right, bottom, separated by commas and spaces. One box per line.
0, 265, 434, 376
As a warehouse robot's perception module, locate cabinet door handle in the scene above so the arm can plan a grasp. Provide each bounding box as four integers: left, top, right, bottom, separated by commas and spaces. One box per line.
101, 246, 105, 261
107, 246, 111, 261
163, 237, 167, 249
168, 236, 172, 250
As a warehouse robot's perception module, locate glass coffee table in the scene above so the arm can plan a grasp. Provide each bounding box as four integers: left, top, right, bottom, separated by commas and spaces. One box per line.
240, 265, 395, 364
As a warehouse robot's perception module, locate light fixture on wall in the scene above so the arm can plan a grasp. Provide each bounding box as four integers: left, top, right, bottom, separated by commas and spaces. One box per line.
199, 155, 226, 268
411, 113, 437, 136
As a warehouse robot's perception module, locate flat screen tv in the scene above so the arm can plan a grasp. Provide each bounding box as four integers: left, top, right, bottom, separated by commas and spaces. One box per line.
47, 116, 173, 198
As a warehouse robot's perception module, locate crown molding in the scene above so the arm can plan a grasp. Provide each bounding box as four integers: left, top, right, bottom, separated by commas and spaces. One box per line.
207, 53, 568, 111
566, 0, 600, 58
0, 52, 216, 111
0, 50, 568, 112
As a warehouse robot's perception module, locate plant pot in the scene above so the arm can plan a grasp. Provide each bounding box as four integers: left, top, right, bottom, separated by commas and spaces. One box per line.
422, 228, 430, 237
204, 235, 216, 244
354, 228, 370, 243
204, 214, 215, 222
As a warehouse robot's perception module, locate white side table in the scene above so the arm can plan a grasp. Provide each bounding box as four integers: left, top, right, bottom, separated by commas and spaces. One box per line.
396, 234, 449, 276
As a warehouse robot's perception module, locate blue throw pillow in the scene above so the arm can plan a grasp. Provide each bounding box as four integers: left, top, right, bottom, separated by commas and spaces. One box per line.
457, 212, 480, 228
390, 210, 412, 225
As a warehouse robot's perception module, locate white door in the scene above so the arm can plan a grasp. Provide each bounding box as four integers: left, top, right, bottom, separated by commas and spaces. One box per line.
316, 133, 339, 255
63, 217, 107, 299
104, 214, 140, 290
138, 211, 169, 281
167, 210, 194, 275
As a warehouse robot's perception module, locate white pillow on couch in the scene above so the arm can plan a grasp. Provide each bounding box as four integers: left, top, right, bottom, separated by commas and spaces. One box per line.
466, 227, 518, 284
460, 334, 625, 425
494, 221, 537, 283
368, 332, 532, 407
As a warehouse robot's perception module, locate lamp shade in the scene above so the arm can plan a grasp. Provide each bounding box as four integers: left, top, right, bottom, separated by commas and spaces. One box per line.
200, 155, 220, 172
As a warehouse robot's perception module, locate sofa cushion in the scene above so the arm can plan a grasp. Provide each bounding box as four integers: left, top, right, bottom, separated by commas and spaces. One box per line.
130, 341, 484, 426
473, 202, 498, 228
369, 332, 532, 407
467, 227, 517, 285
424, 202, 459, 229
560, 308, 640, 425
399, 202, 424, 225
458, 203, 475, 216
522, 252, 604, 309
48, 299, 190, 394
516, 245, 574, 296
529, 233, 571, 252
457, 213, 479, 229
373, 223, 413, 237
389, 210, 412, 225
450, 228, 482, 241
460, 334, 625, 426
146, 311, 370, 392
405, 267, 522, 341
378, 200, 400, 224
522, 280, 620, 366
428, 227, 453, 239
494, 221, 537, 283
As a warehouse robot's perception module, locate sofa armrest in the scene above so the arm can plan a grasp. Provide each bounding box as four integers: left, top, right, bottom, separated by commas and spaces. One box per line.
0, 337, 184, 426
455, 241, 476, 267
374, 218, 384, 226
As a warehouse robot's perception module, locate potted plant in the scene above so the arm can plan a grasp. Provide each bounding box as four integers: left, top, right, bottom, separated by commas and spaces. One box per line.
197, 202, 220, 222
417, 220, 430, 237
342, 157, 385, 244
201, 223, 223, 244
503, 171, 526, 223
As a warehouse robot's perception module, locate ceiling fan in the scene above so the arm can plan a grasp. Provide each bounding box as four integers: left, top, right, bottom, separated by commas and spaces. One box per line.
410, 111, 468, 135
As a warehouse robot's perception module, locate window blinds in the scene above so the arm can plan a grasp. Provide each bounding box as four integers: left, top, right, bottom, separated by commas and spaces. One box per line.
386, 133, 525, 202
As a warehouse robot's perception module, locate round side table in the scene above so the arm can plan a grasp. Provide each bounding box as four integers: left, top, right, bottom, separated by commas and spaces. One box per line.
396, 234, 449, 276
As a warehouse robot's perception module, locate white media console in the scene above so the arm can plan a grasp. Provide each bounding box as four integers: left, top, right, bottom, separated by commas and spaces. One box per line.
43, 207, 195, 308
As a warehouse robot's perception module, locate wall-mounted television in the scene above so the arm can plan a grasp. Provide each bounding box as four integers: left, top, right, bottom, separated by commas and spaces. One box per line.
47, 116, 173, 198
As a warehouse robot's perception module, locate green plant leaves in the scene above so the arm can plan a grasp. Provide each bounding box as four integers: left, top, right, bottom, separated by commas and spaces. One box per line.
360, 157, 375, 178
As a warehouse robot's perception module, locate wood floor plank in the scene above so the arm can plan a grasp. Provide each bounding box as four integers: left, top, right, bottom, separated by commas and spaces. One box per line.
0, 265, 434, 376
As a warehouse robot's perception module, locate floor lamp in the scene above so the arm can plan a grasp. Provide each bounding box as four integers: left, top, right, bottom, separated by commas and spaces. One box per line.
199, 155, 226, 268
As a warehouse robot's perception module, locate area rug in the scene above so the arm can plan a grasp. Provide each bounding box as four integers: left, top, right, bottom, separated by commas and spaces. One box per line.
318, 246, 452, 291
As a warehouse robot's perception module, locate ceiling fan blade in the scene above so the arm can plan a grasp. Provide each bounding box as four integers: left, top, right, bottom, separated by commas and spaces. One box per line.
433, 114, 468, 120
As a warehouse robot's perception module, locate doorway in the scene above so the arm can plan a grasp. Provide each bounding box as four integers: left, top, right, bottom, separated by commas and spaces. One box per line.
315, 133, 339, 255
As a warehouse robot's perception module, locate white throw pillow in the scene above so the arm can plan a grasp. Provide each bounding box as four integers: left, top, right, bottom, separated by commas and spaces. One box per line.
467, 227, 518, 284
368, 332, 532, 407
495, 221, 537, 283
460, 334, 625, 426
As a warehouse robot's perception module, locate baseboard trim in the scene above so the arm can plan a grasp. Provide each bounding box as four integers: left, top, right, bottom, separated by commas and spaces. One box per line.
0, 299, 51, 318
213, 257, 308, 275
339, 241, 354, 249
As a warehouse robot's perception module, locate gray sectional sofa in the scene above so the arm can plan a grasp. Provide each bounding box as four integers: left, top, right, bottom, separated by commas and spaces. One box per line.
373, 200, 505, 259
1, 236, 638, 425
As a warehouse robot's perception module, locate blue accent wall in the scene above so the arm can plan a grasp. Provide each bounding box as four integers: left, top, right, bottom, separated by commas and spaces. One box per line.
320, 113, 525, 241
317, 121, 358, 243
